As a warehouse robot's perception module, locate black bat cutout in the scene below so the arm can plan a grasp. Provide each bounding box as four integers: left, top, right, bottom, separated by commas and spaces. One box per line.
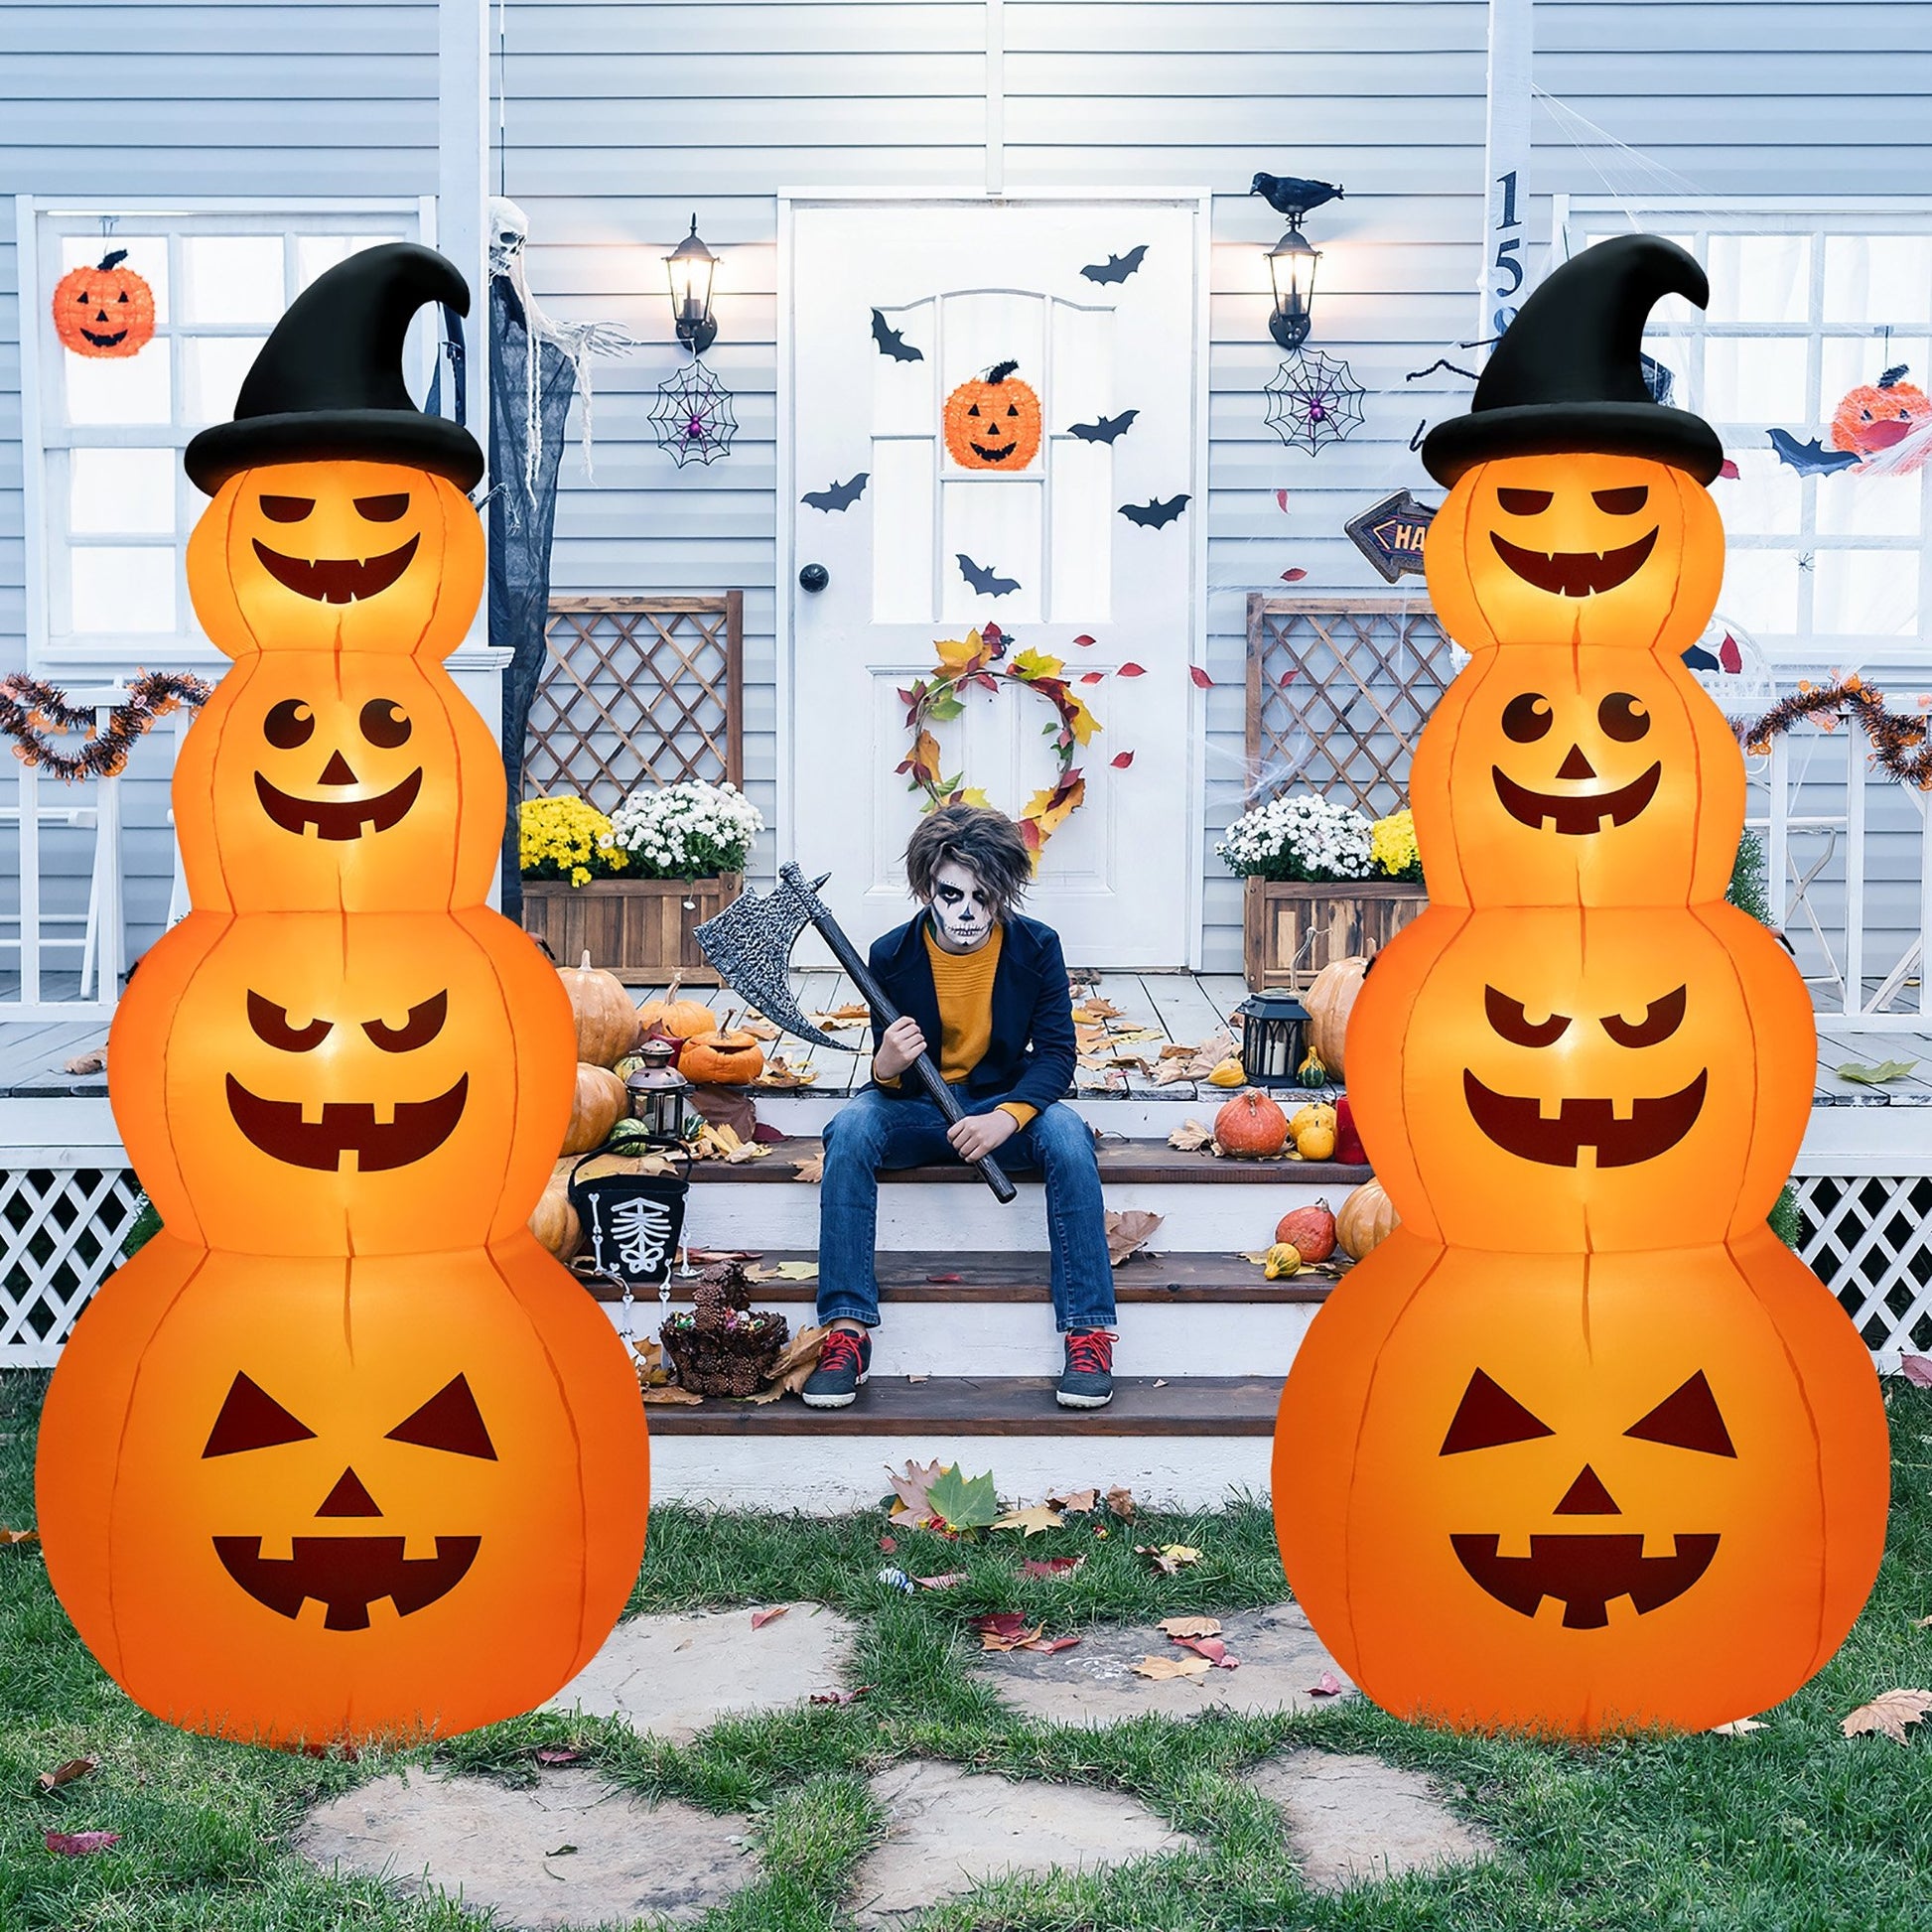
956, 553, 1022, 597
802, 473, 869, 512
870, 309, 923, 362
1068, 410, 1139, 444
1082, 245, 1149, 285
1768, 427, 1861, 477
1119, 493, 1190, 529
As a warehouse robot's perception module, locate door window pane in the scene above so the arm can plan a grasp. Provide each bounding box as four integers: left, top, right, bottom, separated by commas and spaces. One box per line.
70, 546, 176, 632
1720, 549, 1802, 637
181, 235, 284, 324
1823, 235, 1932, 326
65, 341, 173, 425
182, 336, 266, 425
69, 448, 177, 535
1703, 337, 1809, 425
1707, 234, 1812, 326
1812, 549, 1917, 635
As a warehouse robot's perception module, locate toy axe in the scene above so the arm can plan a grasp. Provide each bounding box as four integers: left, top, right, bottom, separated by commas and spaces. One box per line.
693, 862, 1017, 1203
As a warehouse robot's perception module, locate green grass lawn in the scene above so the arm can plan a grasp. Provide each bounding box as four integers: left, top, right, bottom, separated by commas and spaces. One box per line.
7, 1365, 1932, 1931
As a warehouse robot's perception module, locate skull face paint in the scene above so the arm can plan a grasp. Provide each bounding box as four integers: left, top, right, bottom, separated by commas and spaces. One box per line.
926, 859, 997, 952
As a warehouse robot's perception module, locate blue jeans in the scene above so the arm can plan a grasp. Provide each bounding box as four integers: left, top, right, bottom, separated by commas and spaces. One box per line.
817, 1086, 1117, 1333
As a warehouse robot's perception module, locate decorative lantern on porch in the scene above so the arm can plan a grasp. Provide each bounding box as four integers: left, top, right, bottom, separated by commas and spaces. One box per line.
624, 1036, 694, 1143
664, 213, 719, 354
1235, 987, 1311, 1088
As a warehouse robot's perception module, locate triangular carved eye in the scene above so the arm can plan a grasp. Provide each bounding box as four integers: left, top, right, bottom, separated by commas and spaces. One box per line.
1441, 1369, 1555, 1455
385, 1375, 496, 1460
1625, 1371, 1735, 1457
204, 1373, 317, 1457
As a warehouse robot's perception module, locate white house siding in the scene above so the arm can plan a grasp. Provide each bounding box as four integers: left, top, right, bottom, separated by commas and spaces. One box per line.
0, 0, 440, 959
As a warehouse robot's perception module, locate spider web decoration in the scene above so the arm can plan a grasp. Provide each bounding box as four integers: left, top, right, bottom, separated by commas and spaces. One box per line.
1264, 349, 1365, 456
650, 357, 738, 467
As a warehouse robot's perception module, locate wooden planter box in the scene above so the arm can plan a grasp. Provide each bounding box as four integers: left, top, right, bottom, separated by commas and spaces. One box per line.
521, 876, 740, 985
1244, 878, 1429, 992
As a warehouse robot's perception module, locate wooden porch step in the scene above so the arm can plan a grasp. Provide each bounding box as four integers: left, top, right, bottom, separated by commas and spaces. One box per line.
643, 1374, 1279, 1436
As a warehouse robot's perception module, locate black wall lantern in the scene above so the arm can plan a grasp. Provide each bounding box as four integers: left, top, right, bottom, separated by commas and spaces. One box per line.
625, 1037, 694, 1143
1235, 987, 1312, 1089
1266, 220, 1320, 352
665, 213, 719, 354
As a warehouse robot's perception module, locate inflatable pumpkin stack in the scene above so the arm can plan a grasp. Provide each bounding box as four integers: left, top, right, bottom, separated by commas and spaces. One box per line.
36, 246, 649, 1748
1274, 237, 1888, 1735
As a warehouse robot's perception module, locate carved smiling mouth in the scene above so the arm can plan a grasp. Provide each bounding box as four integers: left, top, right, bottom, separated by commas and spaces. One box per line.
1450, 1531, 1720, 1630
225, 1072, 468, 1171
80, 326, 129, 348
970, 441, 1019, 463
252, 535, 420, 605
1463, 1068, 1707, 1167
1491, 761, 1661, 834
212, 1534, 481, 1631
1491, 528, 1658, 597
254, 767, 423, 840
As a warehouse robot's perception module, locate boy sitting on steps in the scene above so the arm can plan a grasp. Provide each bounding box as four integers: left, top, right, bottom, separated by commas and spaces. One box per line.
801, 804, 1118, 1411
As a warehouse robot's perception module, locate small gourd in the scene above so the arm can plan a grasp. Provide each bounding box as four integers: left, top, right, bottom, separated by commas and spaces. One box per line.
1293, 1120, 1338, 1162
1275, 1201, 1337, 1262
1206, 1057, 1246, 1088
1297, 1045, 1329, 1089
1264, 1241, 1304, 1280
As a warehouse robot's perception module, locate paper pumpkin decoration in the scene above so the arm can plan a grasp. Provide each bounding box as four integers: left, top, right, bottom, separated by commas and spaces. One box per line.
1829, 363, 1932, 470
1275, 234, 1886, 1737
53, 248, 157, 358
38, 243, 649, 1749
36, 1235, 647, 1747
1275, 1234, 1885, 1735
944, 360, 1043, 471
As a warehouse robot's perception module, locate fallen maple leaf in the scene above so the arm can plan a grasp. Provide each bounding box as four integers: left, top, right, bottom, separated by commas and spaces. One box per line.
1022, 1556, 1086, 1578
1167, 1120, 1213, 1150
1159, 1615, 1222, 1638
879, 1535, 897, 1553
885, 1457, 947, 1517
1843, 1688, 1932, 1743
1048, 1488, 1099, 1513
927, 1464, 1002, 1534
1106, 1486, 1137, 1521
978, 1618, 1047, 1653
748, 1259, 819, 1282
914, 1571, 968, 1589
1710, 1718, 1765, 1735
1024, 1635, 1082, 1654
1308, 1670, 1345, 1698
751, 1606, 789, 1630
1173, 1635, 1239, 1669
1, 1526, 41, 1546
1137, 1543, 1200, 1574
536, 1745, 582, 1765
1902, 1353, 1932, 1389
759, 1322, 831, 1401
37, 1757, 97, 1792
792, 1152, 826, 1182
1105, 1209, 1164, 1265
992, 1504, 1064, 1537
809, 1685, 873, 1705
1134, 1653, 1211, 1681
45, 1830, 120, 1856
641, 1385, 706, 1406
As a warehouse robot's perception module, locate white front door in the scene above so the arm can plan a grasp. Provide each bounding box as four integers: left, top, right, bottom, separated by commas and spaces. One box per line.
781, 195, 1207, 967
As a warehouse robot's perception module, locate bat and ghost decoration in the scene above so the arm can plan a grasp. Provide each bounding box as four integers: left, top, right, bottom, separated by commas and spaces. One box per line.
803, 473, 869, 513
1068, 410, 1139, 445
957, 554, 1022, 598
1119, 494, 1190, 529
1081, 245, 1149, 285
870, 308, 923, 362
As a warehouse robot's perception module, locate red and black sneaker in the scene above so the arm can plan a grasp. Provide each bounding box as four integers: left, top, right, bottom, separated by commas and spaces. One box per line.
1056, 1328, 1116, 1409
802, 1326, 872, 1409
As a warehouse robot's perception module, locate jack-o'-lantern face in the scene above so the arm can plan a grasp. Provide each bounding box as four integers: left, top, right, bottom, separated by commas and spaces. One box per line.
1342, 903, 1816, 1251
172, 649, 504, 913
944, 361, 1043, 470
1440, 1365, 1732, 1630
1425, 454, 1724, 655
1831, 365, 1932, 469
52, 249, 158, 358
187, 460, 483, 662
36, 1240, 651, 1744
203, 1367, 495, 1630
1407, 644, 1743, 907
110, 909, 574, 1255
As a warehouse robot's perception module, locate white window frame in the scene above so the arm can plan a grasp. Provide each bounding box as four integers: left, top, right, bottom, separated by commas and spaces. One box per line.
1556, 195, 1932, 669
16, 196, 436, 672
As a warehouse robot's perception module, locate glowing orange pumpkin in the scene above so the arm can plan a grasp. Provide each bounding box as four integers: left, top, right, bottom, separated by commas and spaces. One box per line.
943, 360, 1043, 471
1830, 364, 1932, 470
37, 1232, 648, 1747
53, 248, 157, 358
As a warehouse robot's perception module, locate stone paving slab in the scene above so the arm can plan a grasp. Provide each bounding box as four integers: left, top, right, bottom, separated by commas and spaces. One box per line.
976, 1603, 1354, 1725
544, 1602, 858, 1743
1246, 1749, 1499, 1893
850, 1759, 1194, 1926
295, 1766, 757, 1929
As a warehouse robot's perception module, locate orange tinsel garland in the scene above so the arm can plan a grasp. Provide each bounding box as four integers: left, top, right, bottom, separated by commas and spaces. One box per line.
0, 671, 211, 781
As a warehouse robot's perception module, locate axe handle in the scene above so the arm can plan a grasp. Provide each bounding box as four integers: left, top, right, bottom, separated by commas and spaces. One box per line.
805, 908, 1018, 1206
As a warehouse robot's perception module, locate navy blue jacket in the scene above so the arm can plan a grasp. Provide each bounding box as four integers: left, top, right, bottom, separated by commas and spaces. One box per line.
863, 911, 1076, 1116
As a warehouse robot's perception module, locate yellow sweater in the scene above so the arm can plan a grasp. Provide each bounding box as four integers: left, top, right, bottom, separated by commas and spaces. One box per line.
872, 921, 1038, 1129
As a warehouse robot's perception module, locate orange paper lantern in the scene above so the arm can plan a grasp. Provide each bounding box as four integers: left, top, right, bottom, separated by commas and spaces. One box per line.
53, 248, 157, 358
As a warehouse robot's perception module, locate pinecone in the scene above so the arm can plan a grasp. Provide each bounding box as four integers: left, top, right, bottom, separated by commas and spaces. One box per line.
690, 1260, 752, 1335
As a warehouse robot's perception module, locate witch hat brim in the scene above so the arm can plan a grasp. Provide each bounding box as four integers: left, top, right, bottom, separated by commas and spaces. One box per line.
1423, 234, 1725, 487
185, 242, 483, 494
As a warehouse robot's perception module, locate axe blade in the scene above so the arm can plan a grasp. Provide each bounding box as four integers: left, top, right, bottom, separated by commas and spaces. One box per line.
692, 875, 844, 1050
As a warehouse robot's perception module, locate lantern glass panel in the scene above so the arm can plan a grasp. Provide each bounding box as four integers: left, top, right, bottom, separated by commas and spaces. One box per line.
1237, 989, 1311, 1087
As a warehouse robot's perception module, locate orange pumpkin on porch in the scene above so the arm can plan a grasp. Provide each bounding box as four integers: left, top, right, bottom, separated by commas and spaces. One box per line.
943, 360, 1043, 471
679, 1029, 766, 1086
560, 954, 641, 1067
1213, 1089, 1288, 1158
53, 248, 157, 358
635, 978, 718, 1043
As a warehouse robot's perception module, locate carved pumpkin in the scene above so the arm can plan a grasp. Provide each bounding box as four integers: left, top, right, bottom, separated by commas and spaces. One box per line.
560, 954, 640, 1067
1274, 1235, 1885, 1733
36, 1233, 649, 1747
679, 1029, 766, 1086
1830, 364, 1932, 470
1305, 956, 1367, 1078
109, 908, 576, 1256
1334, 1177, 1398, 1260
943, 360, 1043, 471
53, 248, 157, 358
1213, 1089, 1288, 1158
1424, 455, 1724, 659
1343, 903, 1814, 1254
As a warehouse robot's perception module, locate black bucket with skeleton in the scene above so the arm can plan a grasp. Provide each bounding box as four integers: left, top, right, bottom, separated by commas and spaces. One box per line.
567, 1142, 692, 1291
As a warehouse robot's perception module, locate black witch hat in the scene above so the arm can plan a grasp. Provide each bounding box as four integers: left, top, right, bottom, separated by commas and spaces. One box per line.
185, 242, 483, 494
1422, 234, 1724, 487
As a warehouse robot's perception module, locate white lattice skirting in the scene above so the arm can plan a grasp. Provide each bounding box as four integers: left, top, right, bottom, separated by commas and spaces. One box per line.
1796, 1172, 1932, 1371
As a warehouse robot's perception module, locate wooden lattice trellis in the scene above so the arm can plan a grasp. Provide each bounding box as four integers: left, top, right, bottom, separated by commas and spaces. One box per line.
524, 594, 744, 814
1245, 596, 1460, 816
1, 1164, 144, 1365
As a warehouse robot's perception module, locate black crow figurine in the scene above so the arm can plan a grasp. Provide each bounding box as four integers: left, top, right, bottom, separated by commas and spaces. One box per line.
1250, 174, 1345, 221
